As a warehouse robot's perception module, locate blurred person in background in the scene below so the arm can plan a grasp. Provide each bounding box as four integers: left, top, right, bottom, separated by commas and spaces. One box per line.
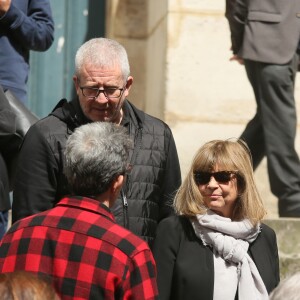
0, 0, 54, 105
0, 0, 54, 237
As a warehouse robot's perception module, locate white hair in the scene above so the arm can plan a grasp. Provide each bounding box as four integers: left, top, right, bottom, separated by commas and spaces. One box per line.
75, 38, 130, 82
269, 272, 300, 300
64, 122, 132, 195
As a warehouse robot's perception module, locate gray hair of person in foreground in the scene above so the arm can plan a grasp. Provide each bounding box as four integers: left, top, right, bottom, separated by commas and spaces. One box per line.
74, 37, 130, 82
269, 272, 300, 300
64, 122, 132, 196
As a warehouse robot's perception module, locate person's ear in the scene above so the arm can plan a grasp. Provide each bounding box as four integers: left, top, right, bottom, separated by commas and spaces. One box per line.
73, 75, 80, 94
124, 76, 133, 97
111, 174, 124, 195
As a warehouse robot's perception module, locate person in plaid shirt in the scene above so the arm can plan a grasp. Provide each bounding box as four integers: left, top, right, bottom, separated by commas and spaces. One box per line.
0, 122, 158, 300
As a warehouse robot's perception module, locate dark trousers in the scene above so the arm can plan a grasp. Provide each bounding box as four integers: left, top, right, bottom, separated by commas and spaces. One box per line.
241, 54, 300, 217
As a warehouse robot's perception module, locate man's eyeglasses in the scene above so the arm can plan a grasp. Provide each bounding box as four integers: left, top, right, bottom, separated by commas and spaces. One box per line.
80, 86, 125, 100
194, 171, 238, 185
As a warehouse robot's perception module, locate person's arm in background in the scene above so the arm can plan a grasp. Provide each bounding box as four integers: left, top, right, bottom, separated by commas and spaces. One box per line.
12, 123, 59, 223
225, 0, 236, 42
225, 0, 247, 64
229, 0, 247, 56
159, 126, 181, 221
0, 0, 54, 51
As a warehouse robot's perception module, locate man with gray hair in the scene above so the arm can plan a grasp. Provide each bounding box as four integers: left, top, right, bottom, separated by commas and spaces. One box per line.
0, 122, 159, 300
12, 37, 181, 247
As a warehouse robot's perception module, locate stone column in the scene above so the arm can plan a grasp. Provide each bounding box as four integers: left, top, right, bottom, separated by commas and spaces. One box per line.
106, 0, 168, 120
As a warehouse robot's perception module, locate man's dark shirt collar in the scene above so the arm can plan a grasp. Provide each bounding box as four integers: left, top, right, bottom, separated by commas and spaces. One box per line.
121, 101, 130, 127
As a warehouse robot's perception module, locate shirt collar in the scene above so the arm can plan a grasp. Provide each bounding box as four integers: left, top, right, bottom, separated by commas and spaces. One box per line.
56, 196, 115, 222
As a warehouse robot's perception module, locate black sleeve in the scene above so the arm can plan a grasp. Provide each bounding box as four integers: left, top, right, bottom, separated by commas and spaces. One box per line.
12, 123, 58, 223
250, 223, 280, 293
0, 153, 10, 211
152, 216, 181, 300
265, 225, 280, 288
229, 0, 248, 55
225, 0, 237, 49
159, 126, 181, 221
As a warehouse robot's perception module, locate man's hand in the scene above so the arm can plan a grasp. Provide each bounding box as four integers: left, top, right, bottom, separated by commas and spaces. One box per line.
0, 0, 11, 17
230, 54, 244, 65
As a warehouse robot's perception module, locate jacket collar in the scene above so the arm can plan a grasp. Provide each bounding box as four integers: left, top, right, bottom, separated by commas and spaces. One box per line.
56, 196, 115, 222
49, 97, 90, 131
49, 97, 144, 131
123, 99, 144, 129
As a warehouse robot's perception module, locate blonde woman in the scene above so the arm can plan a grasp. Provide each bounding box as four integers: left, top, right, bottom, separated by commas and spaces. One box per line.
153, 139, 279, 300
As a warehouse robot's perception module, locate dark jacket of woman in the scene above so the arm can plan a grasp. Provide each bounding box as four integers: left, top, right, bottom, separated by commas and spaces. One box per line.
152, 215, 280, 300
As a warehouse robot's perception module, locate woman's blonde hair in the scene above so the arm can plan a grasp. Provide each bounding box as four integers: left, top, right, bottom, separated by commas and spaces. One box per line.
174, 139, 266, 225
0, 271, 60, 300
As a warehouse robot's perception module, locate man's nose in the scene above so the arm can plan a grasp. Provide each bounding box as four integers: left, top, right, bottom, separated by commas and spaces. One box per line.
94, 91, 109, 103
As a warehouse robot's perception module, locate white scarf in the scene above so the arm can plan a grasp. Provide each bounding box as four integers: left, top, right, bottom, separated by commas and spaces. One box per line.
191, 211, 269, 300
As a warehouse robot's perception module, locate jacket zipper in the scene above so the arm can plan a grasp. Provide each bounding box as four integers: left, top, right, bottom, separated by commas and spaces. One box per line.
121, 125, 142, 229
122, 190, 129, 229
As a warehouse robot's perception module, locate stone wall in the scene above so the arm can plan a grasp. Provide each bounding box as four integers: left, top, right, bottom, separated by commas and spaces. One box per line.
166, 0, 300, 219
105, 0, 300, 278
106, 0, 168, 120
265, 219, 300, 279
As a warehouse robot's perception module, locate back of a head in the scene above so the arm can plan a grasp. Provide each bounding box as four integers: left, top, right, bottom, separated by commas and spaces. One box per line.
0, 271, 59, 300
64, 122, 132, 196
269, 272, 300, 300
74, 37, 130, 81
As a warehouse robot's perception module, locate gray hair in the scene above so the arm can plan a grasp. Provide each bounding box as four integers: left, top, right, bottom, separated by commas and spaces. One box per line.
269, 272, 300, 300
75, 38, 130, 81
64, 122, 132, 196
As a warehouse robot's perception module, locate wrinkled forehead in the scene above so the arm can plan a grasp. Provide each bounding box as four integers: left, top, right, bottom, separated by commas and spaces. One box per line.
77, 63, 124, 85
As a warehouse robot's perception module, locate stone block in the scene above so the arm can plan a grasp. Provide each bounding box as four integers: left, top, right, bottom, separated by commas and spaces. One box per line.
112, 0, 167, 39
116, 12, 167, 120
169, 0, 225, 12
106, 0, 168, 119
264, 219, 300, 279
167, 13, 255, 124
118, 37, 147, 111
144, 17, 167, 119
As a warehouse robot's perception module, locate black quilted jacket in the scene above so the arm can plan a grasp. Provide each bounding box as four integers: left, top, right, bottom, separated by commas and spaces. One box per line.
12, 98, 181, 247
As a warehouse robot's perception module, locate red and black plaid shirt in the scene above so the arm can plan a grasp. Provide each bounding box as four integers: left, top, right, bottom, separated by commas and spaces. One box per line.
0, 196, 158, 300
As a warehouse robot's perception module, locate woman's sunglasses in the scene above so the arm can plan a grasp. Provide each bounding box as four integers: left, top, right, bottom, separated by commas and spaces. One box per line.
194, 171, 238, 185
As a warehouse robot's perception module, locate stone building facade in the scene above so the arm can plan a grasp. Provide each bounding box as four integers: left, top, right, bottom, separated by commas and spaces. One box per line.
106, 0, 300, 219
106, 2, 300, 277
